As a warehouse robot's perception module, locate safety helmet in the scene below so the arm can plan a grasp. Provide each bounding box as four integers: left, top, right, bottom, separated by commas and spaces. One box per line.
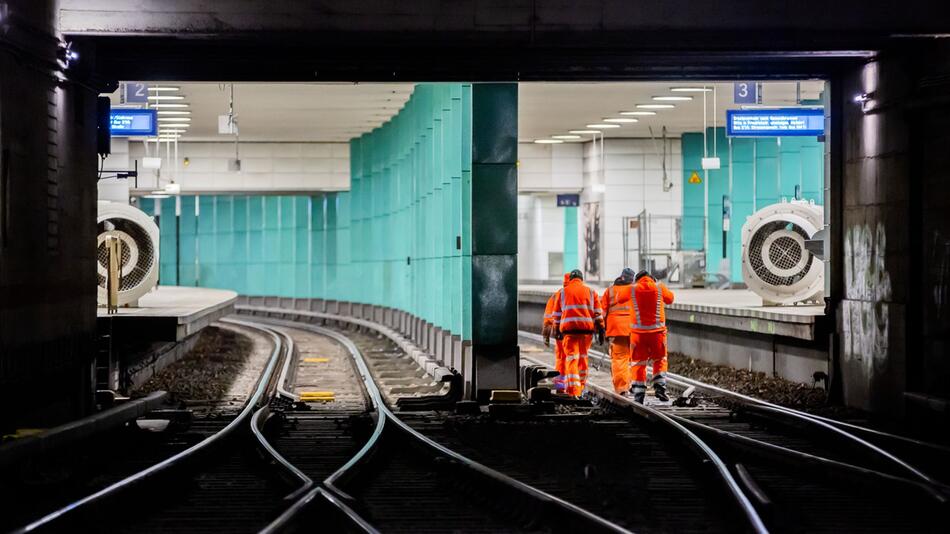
569, 269, 584, 281
635, 270, 652, 282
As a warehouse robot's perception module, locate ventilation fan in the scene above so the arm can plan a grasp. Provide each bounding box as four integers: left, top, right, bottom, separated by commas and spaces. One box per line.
97, 201, 160, 307
741, 200, 824, 306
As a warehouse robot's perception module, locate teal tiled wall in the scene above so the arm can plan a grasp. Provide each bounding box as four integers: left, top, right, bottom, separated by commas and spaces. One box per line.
682, 127, 824, 282
155, 83, 476, 341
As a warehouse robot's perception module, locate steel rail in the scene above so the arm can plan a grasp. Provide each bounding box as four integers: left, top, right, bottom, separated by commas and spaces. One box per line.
269, 323, 299, 402
519, 329, 943, 487
250, 315, 634, 534
520, 352, 769, 534
16, 318, 289, 533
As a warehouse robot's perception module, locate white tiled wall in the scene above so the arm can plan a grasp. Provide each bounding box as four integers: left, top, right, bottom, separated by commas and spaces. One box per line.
518, 138, 683, 282
518, 142, 584, 191
128, 141, 350, 192
518, 193, 569, 280
594, 139, 682, 280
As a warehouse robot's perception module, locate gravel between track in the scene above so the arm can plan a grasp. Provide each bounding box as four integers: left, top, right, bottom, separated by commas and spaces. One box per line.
132, 323, 271, 412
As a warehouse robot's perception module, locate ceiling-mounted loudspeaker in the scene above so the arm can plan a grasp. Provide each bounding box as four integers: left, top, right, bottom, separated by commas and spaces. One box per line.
96, 201, 160, 307
741, 199, 824, 306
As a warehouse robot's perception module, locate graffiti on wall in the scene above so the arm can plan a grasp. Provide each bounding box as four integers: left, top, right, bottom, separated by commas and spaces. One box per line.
841, 223, 893, 391
932, 231, 950, 327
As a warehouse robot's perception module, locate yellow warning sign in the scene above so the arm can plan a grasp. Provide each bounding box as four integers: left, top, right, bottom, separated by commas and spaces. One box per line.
689, 171, 702, 184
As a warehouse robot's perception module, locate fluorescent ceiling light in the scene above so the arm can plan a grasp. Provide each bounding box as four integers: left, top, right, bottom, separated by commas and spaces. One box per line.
534, 139, 564, 144
551, 135, 581, 140
159, 129, 187, 134
158, 117, 191, 122
143, 194, 171, 199
653, 95, 693, 101
147, 95, 185, 101
636, 104, 675, 109
148, 86, 179, 92
586, 123, 621, 129
569, 130, 601, 134
156, 110, 191, 115
619, 111, 657, 116
670, 87, 712, 92
604, 118, 638, 123
151, 103, 190, 109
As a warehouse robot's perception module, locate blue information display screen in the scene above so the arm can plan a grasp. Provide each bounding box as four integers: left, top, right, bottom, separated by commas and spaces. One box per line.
110, 109, 157, 137
556, 194, 579, 207
726, 108, 824, 137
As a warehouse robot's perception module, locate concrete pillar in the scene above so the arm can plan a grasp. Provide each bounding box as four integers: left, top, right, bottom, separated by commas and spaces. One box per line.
836, 43, 950, 423
563, 205, 579, 272
469, 83, 519, 401
0, 0, 98, 428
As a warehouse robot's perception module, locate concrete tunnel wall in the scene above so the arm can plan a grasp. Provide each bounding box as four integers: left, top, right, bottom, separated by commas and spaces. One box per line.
3, 0, 950, 424
0, 0, 99, 429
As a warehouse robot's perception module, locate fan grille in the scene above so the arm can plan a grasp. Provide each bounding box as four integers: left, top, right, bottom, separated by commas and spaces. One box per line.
748, 221, 813, 286
96, 218, 155, 291
768, 236, 802, 270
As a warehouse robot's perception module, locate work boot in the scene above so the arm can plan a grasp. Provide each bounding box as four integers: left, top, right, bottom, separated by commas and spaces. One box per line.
654, 383, 670, 403
632, 391, 645, 404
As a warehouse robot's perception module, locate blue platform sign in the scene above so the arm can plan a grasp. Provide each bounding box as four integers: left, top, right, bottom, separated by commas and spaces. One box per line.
110, 109, 157, 137
733, 82, 759, 104
557, 194, 579, 207
726, 108, 824, 137
124, 82, 149, 103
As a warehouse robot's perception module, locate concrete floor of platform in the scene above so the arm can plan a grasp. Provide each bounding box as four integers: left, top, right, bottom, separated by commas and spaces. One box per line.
519, 285, 823, 318
97, 286, 237, 320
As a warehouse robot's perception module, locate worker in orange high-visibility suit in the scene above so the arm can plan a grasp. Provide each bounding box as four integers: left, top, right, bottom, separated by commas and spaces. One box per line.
553, 270, 605, 397
629, 270, 675, 404
602, 268, 636, 395
542, 273, 571, 393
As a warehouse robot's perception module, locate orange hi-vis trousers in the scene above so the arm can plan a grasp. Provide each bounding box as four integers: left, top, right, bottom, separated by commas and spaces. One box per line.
552, 338, 566, 392
562, 333, 592, 396
608, 337, 632, 393
630, 331, 669, 395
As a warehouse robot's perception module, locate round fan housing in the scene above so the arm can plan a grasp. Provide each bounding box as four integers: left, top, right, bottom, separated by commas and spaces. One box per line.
741, 200, 824, 306
97, 201, 160, 307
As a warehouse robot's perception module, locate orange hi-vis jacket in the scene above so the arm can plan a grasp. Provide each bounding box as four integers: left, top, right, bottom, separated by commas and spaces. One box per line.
543, 274, 571, 328
553, 278, 604, 334
630, 277, 675, 333
601, 282, 634, 337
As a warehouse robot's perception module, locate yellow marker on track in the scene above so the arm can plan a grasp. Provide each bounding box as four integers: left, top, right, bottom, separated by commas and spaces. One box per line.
303, 357, 330, 363
299, 390, 335, 402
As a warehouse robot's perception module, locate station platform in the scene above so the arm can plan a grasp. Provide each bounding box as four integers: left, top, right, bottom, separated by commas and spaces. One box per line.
97, 286, 238, 342
519, 284, 831, 385
96, 287, 238, 391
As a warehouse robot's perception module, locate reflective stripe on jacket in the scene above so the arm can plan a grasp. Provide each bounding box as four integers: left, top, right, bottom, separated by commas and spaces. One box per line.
630, 277, 675, 333
543, 290, 562, 327
553, 278, 604, 333
602, 283, 633, 337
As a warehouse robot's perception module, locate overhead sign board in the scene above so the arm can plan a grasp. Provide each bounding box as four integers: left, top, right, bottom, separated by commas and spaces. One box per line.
733, 82, 760, 104
726, 108, 824, 137
124, 82, 149, 103
109, 109, 157, 137
556, 194, 580, 207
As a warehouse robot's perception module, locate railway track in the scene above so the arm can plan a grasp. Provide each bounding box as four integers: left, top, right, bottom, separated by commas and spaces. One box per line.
13, 318, 302, 533
248, 317, 629, 533
519, 330, 950, 533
